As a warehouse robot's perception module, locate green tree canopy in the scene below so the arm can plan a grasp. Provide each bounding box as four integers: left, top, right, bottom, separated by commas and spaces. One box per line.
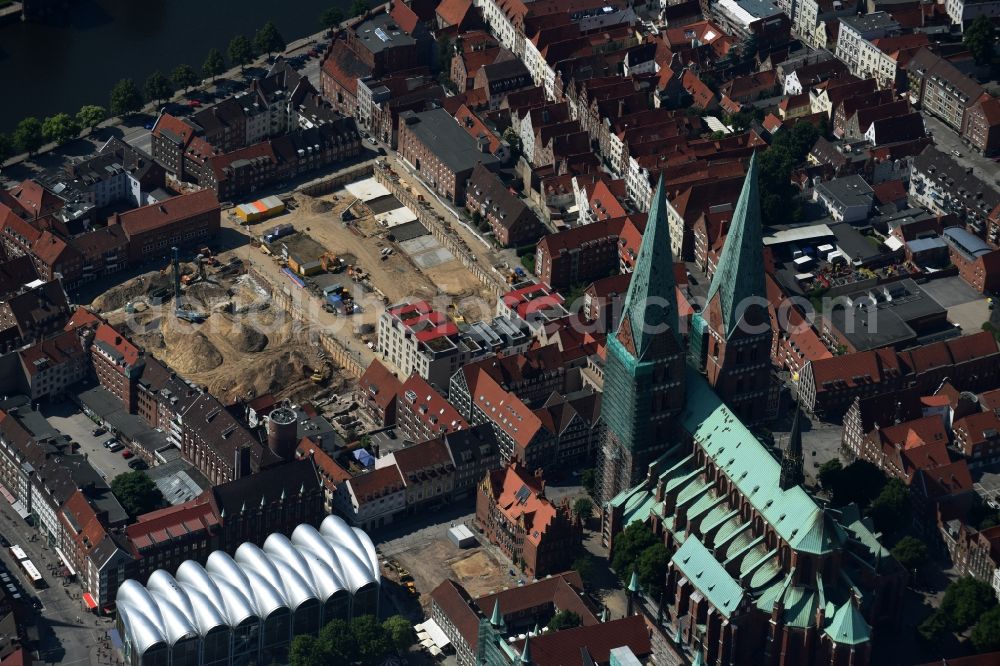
13, 117, 44, 155
890, 536, 928, 571
964, 16, 996, 66
0, 133, 11, 164
111, 470, 164, 517
319, 618, 358, 663
228, 35, 255, 71
289, 635, 327, 666
350, 0, 371, 17
758, 121, 821, 226
573, 497, 593, 522
351, 615, 392, 665
144, 70, 174, 105
202, 49, 227, 81
611, 521, 658, 579
42, 113, 81, 145
918, 610, 948, 644
548, 610, 582, 631
255, 21, 286, 56
77, 105, 107, 130
868, 478, 910, 533
571, 553, 597, 589
110, 78, 143, 117
817, 459, 843, 489
382, 615, 416, 654
823, 460, 886, 508
581, 468, 596, 497
321, 7, 344, 30
171, 64, 200, 92
972, 605, 1000, 653
635, 542, 670, 598
940, 577, 998, 631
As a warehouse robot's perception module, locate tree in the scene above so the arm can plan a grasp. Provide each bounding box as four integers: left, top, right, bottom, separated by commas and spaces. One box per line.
350, 0, 371, 17
503, 127, 522, 160
817, 459, 842, 489
202, 48, 226, 81
13, 117, 44, 156
351, 615, 392, 665
0, 133, 10, 164
110, 78, 143, 117
581, 468, 596, 497
635, 542, 670, 598
824, 460, 886, 508
144, 70, 174, 106
382, 615, 416, 654
111, 470, 164, 517
171, 64, 200, 93
289, 635, 328, 666
255, 21, 286, 56
228, 35, 255, 72
891, 536, 928, 571
972, 605, 1000, 653
918, 611, 949, 643
42, 113, 81, 145
573, 497, 594, 522
939, 577, 998, 631
77, 105, 107, 130
868, 478, 910, 533
319, 618, 358, 663
571, 553, 597, 589
964, 16, 996, 66
611, 521, 657, 579
320, 7, 344, 30
548, 610, 582, 631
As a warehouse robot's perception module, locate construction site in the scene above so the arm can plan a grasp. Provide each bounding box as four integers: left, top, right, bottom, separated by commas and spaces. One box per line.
91, 245, 347, 406
87, 174, 498, 408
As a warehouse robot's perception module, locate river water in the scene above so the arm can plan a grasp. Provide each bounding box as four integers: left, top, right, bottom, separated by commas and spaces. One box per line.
0, 0, 345, 132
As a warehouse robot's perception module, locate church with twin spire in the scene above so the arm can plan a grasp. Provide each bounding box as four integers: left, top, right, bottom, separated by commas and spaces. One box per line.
598, 155, 903, 665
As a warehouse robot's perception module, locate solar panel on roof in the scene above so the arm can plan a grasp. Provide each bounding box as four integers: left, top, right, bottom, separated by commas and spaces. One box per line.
515, 484, 530, 505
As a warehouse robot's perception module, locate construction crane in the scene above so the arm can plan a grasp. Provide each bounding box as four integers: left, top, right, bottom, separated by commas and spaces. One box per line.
163, 246, 207, 322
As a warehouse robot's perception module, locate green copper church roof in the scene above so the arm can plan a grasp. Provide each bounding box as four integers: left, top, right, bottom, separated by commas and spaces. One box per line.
705, 151, 766, 339
681, 367, 838, 555
824, 601, 872, 645
671, 537, 745, 618
615, 175, 680, 360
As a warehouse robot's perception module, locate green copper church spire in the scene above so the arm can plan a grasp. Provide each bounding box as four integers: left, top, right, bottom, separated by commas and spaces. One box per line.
706, 151, 766, 338
779, 400, 805, 490
615, 175, 679, 360
490, 599, 505, 631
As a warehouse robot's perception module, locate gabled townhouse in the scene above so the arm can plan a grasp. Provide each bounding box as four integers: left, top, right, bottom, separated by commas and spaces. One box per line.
906, 47, 983, 131
465, 164, 544, 247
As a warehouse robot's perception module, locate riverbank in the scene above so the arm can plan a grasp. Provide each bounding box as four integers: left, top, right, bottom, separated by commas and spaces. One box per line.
0, 26, 329, 176
0, 0, 346, 132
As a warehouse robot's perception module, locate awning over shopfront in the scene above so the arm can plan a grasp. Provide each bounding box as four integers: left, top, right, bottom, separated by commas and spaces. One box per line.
0, 484, 14, 504
415, 619, 451, 649
83, 593, 98, 610
55, 547, 76, 577
10, 501, 30, 521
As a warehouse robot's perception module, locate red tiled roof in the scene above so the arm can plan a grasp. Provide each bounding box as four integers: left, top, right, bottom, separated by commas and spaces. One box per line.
488, 463, 556, 545
115, 190, 219, 237
390, 0, 421, 33
359, 359, 402, 410
126, 494, 219, 557
400, 374, 468, 435
297, 437, 352, 485
436, 0, 473, 26
152, 113, 196, 145
348, 464, 405, 502
430, 580, 481, 649
472, 369, 543, 448
474, 571, 595, 623
513, 615, 652, 666
93, 322, 141, 369
873, 179, 907, 206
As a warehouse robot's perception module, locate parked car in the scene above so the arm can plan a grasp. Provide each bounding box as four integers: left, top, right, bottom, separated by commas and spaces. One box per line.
187, 99, 202, 108
128, 459, 147, 470
102, 438, 116, 448
92, 427, 106, 436
108, 441, 124, 453
121, 449, 133, 459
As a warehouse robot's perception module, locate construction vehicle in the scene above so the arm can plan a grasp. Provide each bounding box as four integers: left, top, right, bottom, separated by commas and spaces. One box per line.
319, 252, 343, 273
198, 247, 219, 266
405, 582, 418, 596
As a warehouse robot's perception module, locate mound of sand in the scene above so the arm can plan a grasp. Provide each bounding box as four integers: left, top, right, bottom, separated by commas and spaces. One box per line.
294, 193, 333, 215
91, 271, 173, 312
228, 321, 268, 353
185, 281, 229, 303
163, 322, 224, 374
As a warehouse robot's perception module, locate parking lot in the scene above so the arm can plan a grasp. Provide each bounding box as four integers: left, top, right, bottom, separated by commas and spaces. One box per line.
40, 401, 134, 482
